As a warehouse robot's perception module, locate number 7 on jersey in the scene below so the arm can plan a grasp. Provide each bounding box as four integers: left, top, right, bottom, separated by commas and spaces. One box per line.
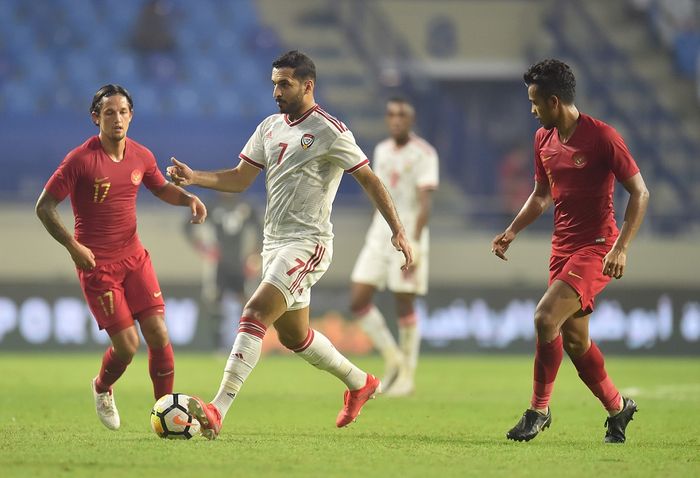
276, 142, 288, 165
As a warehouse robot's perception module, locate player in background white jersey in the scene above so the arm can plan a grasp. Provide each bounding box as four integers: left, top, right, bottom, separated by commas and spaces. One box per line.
167, 51, 412, 439
350, 98, 439, 397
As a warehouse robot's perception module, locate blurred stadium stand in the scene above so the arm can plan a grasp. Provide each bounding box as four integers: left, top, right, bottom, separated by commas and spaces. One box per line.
1, 0, 698, 354
1, 0, 699, 232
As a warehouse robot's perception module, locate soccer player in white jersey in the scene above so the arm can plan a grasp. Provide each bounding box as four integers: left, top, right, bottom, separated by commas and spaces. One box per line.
350, 98, 439, 397
166, 50, 412, 439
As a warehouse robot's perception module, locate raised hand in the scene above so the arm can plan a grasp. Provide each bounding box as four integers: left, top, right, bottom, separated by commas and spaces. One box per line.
166, 157, 194, 186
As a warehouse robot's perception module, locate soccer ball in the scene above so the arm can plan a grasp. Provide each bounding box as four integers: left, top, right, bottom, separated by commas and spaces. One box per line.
150, 393, 201, 439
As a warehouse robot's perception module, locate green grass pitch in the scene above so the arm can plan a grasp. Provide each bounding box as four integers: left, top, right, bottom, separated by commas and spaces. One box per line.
1, 353, 698, 477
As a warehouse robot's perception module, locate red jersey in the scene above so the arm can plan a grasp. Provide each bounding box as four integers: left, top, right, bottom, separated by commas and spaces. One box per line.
45, 136, 167, 265
534, 113, 640, 255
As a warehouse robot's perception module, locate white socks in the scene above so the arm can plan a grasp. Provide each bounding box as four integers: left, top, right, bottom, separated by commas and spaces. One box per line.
211, 318, 266, 419
398, 322, 420, 374
292, 329, 366, 390
357, 305, 403, 366
210, 318, 369, 422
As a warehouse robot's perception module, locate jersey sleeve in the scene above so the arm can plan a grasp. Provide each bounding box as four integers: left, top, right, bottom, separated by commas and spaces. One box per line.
533, 131, 547, 183
416, 147, 439, 189
328, 131, 369, 173
601, 126, 640, 182
142, 149, 168, 191
239, 121, 266, 170
44, 150, 83, 201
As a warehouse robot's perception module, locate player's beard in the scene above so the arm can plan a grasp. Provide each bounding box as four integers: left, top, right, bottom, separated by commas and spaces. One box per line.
537, 116, 555, 130
277, 90, 305, 117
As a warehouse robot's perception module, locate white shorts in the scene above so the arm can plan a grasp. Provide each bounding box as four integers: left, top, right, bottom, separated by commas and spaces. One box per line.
351, 236, 428, 295
261, 240, 332, 310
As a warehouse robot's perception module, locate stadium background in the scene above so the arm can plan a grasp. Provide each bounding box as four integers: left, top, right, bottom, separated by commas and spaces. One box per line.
0, 0, 698, 357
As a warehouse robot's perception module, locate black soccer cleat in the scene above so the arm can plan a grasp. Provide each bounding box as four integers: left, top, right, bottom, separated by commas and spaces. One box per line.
604, 397, 638, 444
506, 408, 552, 442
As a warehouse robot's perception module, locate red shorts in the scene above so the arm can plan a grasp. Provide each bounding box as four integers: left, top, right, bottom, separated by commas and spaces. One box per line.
549, 244, 611, 314
77, 249, 165, 336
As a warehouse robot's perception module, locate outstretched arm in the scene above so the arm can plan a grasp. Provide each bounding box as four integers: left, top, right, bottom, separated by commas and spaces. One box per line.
35, 189, 95, 270
167, 157, 260, 193
352, 165, 413, 270
602, 172, 649, 279
152, 182, 207, 224
413, 187, 434, 240
491, 179, 552, 261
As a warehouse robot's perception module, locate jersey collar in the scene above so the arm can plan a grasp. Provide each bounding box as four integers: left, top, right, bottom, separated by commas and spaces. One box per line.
284, 104, 318, 127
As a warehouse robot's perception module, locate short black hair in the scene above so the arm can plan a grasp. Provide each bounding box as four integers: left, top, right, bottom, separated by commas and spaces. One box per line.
90, 84, 133, 115
523, 59, 576, 104
387, 96, 412, 106
272, 50, 316, 81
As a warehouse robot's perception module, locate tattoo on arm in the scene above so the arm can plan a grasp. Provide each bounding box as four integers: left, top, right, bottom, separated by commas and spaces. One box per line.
36, 199, 74, 247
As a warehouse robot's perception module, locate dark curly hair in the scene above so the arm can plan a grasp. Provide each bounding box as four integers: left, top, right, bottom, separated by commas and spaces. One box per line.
523, 59, 576, 104
272, 50, 316, 81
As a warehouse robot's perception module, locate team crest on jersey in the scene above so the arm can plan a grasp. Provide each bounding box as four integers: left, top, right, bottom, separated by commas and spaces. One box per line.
301, 133, 315, 150
572, 153, 587, 168
131, 169, 143, 185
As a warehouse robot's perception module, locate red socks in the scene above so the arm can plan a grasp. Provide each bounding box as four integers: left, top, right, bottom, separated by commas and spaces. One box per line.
531, 335, 563, 410
95, 347, 131, 394
148, 343, 175, 400
529, 337, 621, 412
571, 341, 621, 412
95, 344, 175, 400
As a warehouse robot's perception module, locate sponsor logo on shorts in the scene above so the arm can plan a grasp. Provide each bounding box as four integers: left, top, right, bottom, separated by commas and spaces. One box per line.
153, 291, 162, 297
301, 133, 315, 149
595, 237, 606, 244
567, 271, 583, 280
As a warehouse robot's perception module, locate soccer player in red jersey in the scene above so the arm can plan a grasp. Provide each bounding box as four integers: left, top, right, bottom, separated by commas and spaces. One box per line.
491, 60, 650, 443
35, 84, 207, 431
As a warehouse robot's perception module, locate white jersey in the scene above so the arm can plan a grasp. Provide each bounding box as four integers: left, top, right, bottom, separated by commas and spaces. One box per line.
367, 133, 439, 241
239, 105, 368, 247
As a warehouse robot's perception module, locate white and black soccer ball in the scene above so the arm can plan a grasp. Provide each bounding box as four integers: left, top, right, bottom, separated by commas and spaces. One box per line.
150, 393, 201, 439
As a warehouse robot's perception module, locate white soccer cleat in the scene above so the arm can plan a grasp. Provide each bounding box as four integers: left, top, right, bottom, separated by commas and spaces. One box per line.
381, 359, 402, 392
383, 370, 415, 397
91, 377, 120, 430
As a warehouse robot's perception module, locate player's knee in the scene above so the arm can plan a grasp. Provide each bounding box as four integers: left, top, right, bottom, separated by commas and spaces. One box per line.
113, 333, 139, 360
396, 300, 415, 318
349, 283, 374, 316
534, 307, 558, 334
350, 297, 371, 317
141, 317, 169, 348
275, 325, 308, 349
241, 305, 270, 326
